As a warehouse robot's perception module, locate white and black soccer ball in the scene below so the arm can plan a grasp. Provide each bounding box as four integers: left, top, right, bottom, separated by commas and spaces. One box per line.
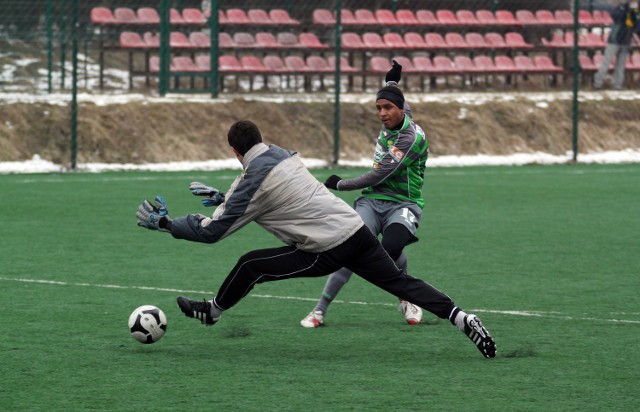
128, 305, 167, 344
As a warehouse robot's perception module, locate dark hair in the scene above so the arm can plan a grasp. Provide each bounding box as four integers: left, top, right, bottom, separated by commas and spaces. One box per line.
227, 120, 263, 156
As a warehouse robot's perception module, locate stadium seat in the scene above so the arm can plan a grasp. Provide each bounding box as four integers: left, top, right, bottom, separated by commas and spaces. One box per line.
485, 32, 507, 49
436, 10, 459, 26
327, 56, 359, 73
170, 32, 191, 49
189, 32, 210, 48
445, 32, 468, 49
514, 55, 537, 73
149, 56, 160, 73
494, 55, 518, 73
219, 32, 234, 48
355, 9, 377, 25
114, 8, 138, 24
181, 8, 205, 25
627, 53, 640, 70
219, 55, 243, 72
535, 10, 556, 26
269, 9, 300, 25
241, 55, 269, 72
91, 7, 115, 24
306, 56, 332, 73
169, 8, 184, 24
136, 8, 160, 24
391, 56, 415, 72
248, 9, 272, 25
554, 10, 573, 26
376, 9, 398, 25
515, 10, 537, 26
396, 9, 419, 25
476, 10, 497, 25
143, 32, 160, 47
542, 32, 569, 48
195, 55, 211, 71
383, 33, 406, 48
456, 10, 480, 26
363, 32, 389, 49
412, 56, 434, 72
433, 56, 457, 72
171, 56, 199, 72
370, 56, 392, 73
505, 32, 534, 49
465, 32, 487, 49
578, 10, 594, 26
263, 55, 288, 72
454, 55, 477, 73
341, 32, 366, 49
473, 55, 497, 74
312, 9, 334, 25
233, 32, 255, 48
578, 54, 598, 71
299, 32, 328, 49
339, 9, 357, 25
404, 32, 428, 48
284, 55, 310, 72
592, 10, 613, 26
277, 32, 298, 48
582, 32, 606, 48
226, 9, 250, 24
120, 32, 146, 48
425, 32, 447, 49
495, 10, 518, 26
255, 32, 278, 48
415, 10, 438, 25
534, 55, 563, 73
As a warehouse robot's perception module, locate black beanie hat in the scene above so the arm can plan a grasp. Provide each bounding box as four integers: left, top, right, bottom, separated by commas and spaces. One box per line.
376, 85, 404, 110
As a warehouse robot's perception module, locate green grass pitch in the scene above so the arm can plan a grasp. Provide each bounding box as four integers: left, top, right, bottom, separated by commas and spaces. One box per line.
0, 164, 638, 411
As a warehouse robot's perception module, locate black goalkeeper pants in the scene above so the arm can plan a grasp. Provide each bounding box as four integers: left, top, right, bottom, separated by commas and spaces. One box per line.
214, 225, 456, 319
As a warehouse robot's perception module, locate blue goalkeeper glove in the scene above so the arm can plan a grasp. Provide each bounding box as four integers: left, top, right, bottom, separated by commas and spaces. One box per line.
136, 196, 172, 232
189, 181, 225, 207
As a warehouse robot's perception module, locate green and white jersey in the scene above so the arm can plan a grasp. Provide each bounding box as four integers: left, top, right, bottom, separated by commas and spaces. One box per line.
337, 112, 428, 208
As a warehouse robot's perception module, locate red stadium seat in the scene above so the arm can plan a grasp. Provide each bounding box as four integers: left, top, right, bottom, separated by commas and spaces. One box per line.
219, 32, 234, 48
363, 32, 388, 49
534, 55, 563, 73
578, 10, 594, 26
554, 10, 573, 26
415, 10, 438, 25
169, 8, 185, 24
263, 55, 288, 72
396, 9, 419, 25
247, 9, 272, 25
233, 32, 255, 48
592, 10, 613, 26
355, 9, 377, 25
404, 32, 427, 48
299, 32, 328, 49
476, 10, 497, 25
241, 55, 268, 72
425, 32, 447, 49
582, 32, 606, 48
306, 56, 332, 72
114, 8, 138, 24
284, 56, 310, 72
170, 32, 191, 49
312, 9, 334, 25
120, 32, 146, 48
327, 56, 359, 73
391, 56, 416, 73
219, 55, 243, 72
542, 32, 569, 48
495, 10, 518, 26
341, 32, 366, 49
535, 10, 556, 26
456, 10, 480, 26
149, 56, 160, 72
339, 9, 357, 25
473, 55, 497, 73
269, 9, 300, 25
195, 55, 211, 71
383, 33, 406, 48
515, 10, 537, 26
494, 55, 518, 73
370, 56, 391, 73
485, 32, 507, 49
505, 32, 534, 49
171, 56, 199, 72
255, 32, 278, 48
514, 55, 537, 73
136, 8, 159, 24
182, 8, 205, 24
465, 32, 487, 49
445, 32, 468, 49
277, 32, 298, 48
436, 10, 459, 26
433, 56, 456, 72
412, 56, 434, 72
578, 54, 598, 71
226, 9, 250, 24
91, 7, 115, 24
376, 9, 398, 25
143, 32, 160, 47
454, 55, 476, 72
189, 32, 210, 48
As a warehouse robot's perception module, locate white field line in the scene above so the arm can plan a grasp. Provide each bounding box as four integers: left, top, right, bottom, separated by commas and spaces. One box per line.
2, 276, 638, 325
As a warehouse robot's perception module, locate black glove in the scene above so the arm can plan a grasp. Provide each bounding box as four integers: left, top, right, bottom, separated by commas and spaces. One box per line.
385, 59, 402, 84
324, 175, 342, 190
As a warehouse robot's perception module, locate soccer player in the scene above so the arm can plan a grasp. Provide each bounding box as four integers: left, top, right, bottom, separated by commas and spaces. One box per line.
136, 120, 497, 359
301, 60, 427, 328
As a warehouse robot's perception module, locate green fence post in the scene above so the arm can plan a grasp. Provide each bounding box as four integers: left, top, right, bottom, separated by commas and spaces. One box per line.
47, 0, 53, 93
59, 0, 67, 89
159, 0, 170, 96
333, 0, 343, 166
571, 0, 580, 162
209, 0, 220, 98
70, 0, 79, 170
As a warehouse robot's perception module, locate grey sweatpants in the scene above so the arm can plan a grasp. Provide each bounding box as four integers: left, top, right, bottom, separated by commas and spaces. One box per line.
594, 43, 630, 90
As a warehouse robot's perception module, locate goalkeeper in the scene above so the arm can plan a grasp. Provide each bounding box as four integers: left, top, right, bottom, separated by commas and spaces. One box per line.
301, 60, 427, 328
136, 119, 497, 359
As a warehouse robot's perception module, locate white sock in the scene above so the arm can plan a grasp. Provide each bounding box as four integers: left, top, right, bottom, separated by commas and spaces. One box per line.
209, 299, 223, 320
454, 310, 468, 332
